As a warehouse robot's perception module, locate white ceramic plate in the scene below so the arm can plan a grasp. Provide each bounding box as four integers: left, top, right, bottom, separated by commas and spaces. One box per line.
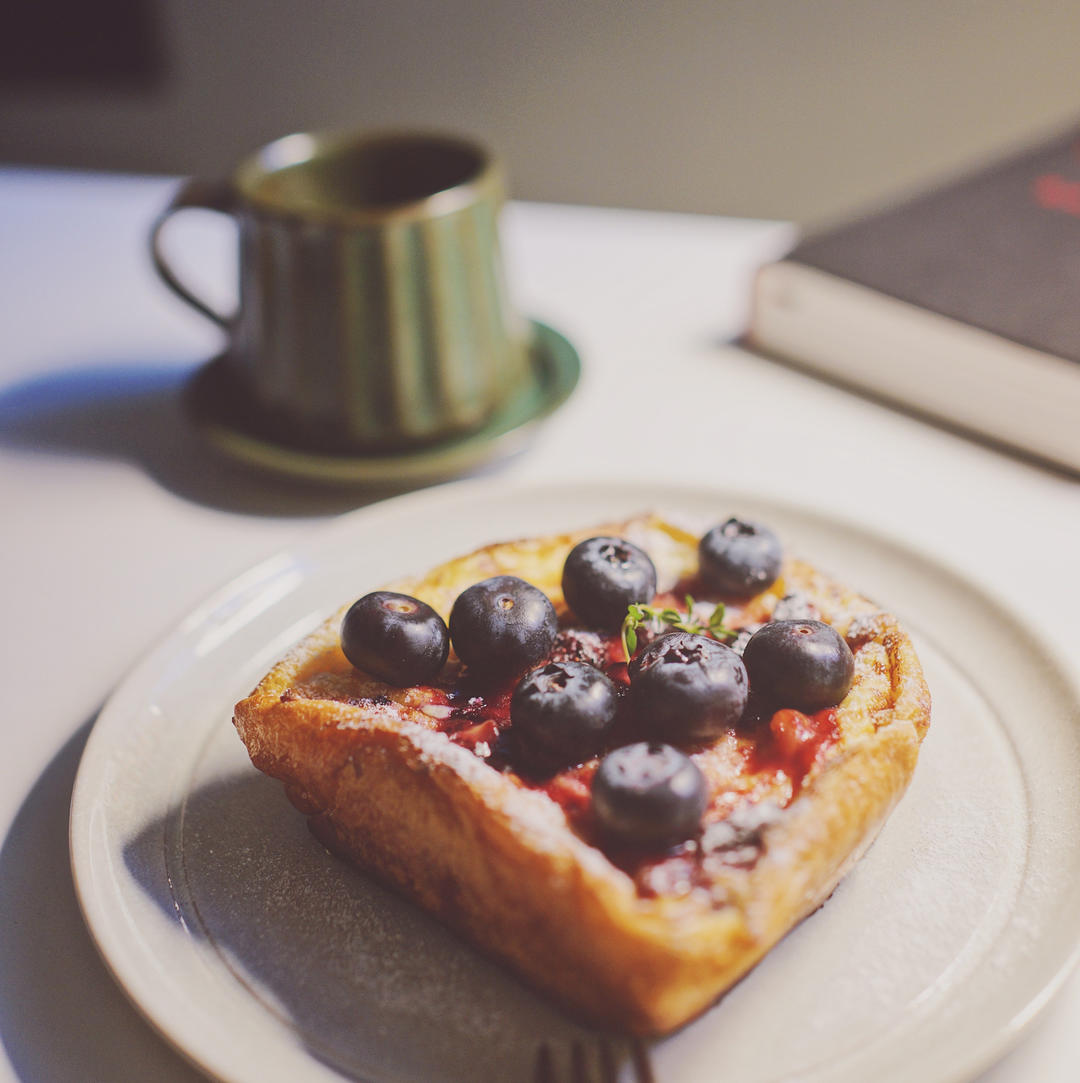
71, 480, 1080, 1083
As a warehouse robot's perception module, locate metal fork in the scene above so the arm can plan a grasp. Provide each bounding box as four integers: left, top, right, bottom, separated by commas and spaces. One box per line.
532, 1037, 655, 1083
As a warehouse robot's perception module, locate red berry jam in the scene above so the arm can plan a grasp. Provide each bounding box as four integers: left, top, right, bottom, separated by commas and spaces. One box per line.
303, 579, 845, 901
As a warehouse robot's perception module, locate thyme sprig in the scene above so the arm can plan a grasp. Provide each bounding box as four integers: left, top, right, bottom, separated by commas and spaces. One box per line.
620, 595, 738, 660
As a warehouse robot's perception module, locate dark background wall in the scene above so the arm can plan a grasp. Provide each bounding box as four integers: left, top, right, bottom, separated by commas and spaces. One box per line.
4, 0, 1080, 225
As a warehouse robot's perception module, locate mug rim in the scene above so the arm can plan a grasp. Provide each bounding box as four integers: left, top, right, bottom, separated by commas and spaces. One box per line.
233, 128, 503, 225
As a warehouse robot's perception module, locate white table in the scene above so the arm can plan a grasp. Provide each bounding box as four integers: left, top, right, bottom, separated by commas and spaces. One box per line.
2, 168, 1078, 1082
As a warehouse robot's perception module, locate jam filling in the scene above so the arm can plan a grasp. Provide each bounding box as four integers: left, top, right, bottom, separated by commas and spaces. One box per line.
285, 582, 844, 900
391, 586, 842, 901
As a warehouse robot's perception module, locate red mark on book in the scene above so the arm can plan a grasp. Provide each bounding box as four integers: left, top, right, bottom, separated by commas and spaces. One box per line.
1033, 173, 1080, 217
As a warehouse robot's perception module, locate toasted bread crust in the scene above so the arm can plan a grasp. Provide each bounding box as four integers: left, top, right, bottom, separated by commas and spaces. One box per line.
234, 515, 930, 1034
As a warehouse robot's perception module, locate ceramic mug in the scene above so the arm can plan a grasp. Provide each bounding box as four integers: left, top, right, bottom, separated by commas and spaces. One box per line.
151, 130, 531, 451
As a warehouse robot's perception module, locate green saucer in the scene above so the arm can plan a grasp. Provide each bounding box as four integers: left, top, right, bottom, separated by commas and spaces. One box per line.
185, 321, 580, 486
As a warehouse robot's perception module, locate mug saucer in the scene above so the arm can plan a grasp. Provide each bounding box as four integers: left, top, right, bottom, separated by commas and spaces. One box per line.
184, 321, 580, 486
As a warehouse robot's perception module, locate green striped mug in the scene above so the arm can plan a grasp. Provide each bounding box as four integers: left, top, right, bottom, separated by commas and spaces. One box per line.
151, 130, 531, 451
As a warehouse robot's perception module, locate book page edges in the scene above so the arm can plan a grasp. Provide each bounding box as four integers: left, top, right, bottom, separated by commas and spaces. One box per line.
746, 261, 1080, 473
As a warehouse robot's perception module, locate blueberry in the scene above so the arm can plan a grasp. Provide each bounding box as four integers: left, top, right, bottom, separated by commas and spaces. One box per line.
562, 536, 658, 630
591, 742, 708, 849
340, 591, 449, 686
699, 518, 782, 597
510, 660, 618, 774
742, 619, 854, 712
629, 631, 748, 741
449, 575, 558, 676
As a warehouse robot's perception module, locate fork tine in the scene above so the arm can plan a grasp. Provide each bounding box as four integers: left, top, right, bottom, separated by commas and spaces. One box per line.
533, 1042, 555, 1083
571, 1040, 589, 1083
597, 1037, 619, 1083
629, 1037, 656, 1083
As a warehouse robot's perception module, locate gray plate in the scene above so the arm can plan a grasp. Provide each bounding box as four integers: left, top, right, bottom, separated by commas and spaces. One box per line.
71, 481, 1080, 1083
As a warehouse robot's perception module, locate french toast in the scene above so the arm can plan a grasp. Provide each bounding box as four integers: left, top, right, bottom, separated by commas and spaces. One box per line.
233, 513, 930, 1034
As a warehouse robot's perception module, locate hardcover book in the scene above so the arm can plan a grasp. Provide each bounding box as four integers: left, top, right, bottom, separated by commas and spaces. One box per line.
746, 127, 1080, 473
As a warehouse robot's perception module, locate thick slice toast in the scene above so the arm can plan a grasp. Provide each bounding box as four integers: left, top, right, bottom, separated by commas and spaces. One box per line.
233, 514, 930, 1034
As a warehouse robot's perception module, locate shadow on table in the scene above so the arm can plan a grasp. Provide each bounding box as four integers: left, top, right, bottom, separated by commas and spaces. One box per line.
0, 717, 207, 1083
0, 360, 425, 517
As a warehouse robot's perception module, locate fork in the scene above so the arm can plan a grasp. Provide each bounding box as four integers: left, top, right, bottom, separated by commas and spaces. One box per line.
533, 1037, 655, 1083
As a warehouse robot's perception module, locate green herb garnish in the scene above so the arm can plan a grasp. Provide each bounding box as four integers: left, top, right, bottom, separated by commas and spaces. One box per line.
620, 595, 738, 660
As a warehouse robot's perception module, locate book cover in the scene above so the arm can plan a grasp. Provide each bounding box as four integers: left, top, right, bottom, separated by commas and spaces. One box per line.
790, 128, 1080, 365
747, 126, 1080, 473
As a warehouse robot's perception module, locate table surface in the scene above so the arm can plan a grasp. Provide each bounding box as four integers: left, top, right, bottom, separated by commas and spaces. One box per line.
2, 167, 1078, 1083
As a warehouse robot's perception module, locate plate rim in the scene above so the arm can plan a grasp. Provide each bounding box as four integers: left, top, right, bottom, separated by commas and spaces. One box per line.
69, 476, 1080, 1083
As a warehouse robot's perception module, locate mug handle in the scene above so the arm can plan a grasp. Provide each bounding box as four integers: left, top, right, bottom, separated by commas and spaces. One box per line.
149, 177, 238, 329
